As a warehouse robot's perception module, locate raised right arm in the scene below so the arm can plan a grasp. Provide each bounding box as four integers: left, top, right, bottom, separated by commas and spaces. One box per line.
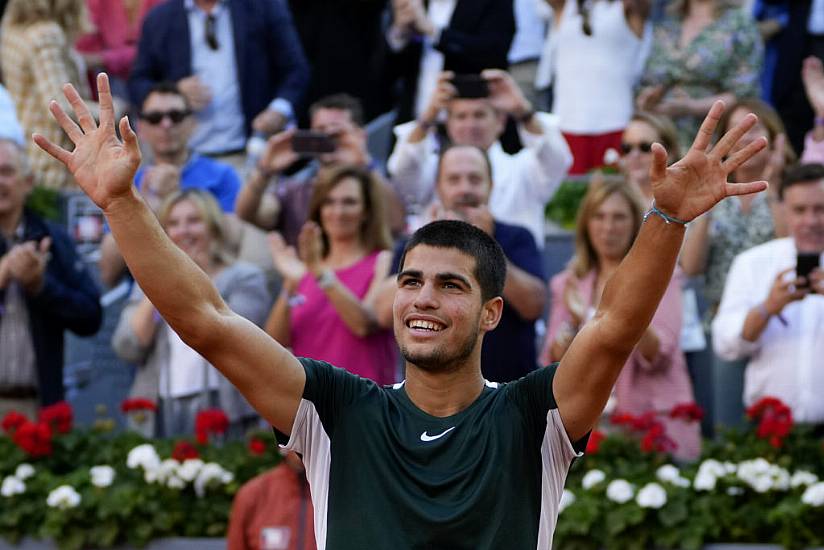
34, 74, 305, 435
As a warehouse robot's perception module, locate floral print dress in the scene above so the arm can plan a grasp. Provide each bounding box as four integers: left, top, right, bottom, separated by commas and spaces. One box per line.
642, 7, 763, 149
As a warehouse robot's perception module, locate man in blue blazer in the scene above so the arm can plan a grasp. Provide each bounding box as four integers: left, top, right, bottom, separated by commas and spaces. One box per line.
129, 0, 310, 162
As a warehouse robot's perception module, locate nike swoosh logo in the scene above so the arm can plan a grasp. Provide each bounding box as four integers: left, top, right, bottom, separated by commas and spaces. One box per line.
420, 427, 456, 442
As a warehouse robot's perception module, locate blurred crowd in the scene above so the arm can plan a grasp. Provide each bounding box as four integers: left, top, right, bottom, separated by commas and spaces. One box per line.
1, 0, 824, 490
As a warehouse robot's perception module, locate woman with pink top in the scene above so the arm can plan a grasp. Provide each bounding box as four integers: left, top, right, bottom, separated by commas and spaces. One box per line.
540, 178, 700, 460
265, 165, 397, 385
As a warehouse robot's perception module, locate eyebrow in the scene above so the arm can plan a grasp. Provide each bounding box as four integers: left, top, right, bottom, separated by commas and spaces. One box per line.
397, 270, 472, 288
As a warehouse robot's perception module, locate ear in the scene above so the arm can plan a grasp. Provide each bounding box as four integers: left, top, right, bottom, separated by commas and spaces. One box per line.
480, 296, 504, 333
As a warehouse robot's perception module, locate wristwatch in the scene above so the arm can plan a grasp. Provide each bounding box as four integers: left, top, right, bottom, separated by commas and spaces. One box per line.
316, 269, 336, 289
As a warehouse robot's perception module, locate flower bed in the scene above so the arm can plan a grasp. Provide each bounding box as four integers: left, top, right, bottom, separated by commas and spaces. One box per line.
1, 398, 824, 549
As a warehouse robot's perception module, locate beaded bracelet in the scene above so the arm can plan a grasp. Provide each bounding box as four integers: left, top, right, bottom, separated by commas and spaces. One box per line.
643, 200, 689, 226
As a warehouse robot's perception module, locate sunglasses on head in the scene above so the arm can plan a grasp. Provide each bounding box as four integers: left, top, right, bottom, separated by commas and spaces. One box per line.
620, 141, 653, 154
140, 109, 191, 125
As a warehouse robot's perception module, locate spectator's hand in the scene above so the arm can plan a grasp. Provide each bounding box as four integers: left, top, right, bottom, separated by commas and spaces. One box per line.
810, 267, 824, 295
653, 88, 695, 117
393, 0, 434, 35
802, 56, 824, 118
0, 253, 10, 290
331, 127, 369, 167
420, 72, 456, 127
297, 222, 324, 277
268, 232, 306, 289
252, 109, 287, 136
563, 277, 587, 328
259, 129, 299, 176
4, 238, 51, 295
460, 205, 495, 236
764, 267, 808, 315
483, 69, 532, 119
649, 101, 767, 223
142, 164, 181, 204
177, 76, 212, 111
34, 74, 142, 212
636, 85, 664, 112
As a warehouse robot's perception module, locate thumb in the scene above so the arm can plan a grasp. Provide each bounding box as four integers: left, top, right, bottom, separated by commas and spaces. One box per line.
39, 237, 52, 255
649, 142, 668, 182
120, 116, 141, 164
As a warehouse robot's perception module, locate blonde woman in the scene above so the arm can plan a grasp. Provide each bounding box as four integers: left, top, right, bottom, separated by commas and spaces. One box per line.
1, 0, 95, 188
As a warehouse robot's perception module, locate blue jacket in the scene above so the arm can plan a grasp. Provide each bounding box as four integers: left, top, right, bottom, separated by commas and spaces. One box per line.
7, 210, 102, 406
128, 0, 310, 135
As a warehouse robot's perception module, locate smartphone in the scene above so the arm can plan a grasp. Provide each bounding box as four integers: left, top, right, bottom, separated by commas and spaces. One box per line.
451, 74, 489, 99
797, 252, 820, 291
291, 130, 336, 155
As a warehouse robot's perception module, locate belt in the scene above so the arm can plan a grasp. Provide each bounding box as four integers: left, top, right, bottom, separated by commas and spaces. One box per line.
0, 386, 38, 399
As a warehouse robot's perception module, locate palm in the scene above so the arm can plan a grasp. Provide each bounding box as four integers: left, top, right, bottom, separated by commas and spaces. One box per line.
268, 233, 306, 283
649, 101, 768, 222
33, 74, 141, 211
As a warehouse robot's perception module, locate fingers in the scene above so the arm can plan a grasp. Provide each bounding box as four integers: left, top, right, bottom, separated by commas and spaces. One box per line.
649, 142, 668, 181
39, 237, 52, 255
481, 68, 507, 82
32, 133, 72, 166
724, 180, 768, 198
721, 136, 767, 173
712, 112, 758, 161
63, 83, 97, 134
97, 73, 114, 129
119, 116, 142, 164
690, 100, 726, 152
48, 100, 84, 143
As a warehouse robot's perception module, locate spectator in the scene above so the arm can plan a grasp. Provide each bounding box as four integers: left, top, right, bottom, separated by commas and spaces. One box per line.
546, 0, 651, 175
385, 0, 515, 122
228, 450, 316, 550
98, 81, 242, 287
619, 111, 681, 204
0, 139, 102, 419
128, 0, 310, 170
75, 0, 164, 100
112, 190, 269, 437
508, 0, 549, 111
800, 56, 824, 164
377, 145, 547, 382
713, 163, 824, 426
0, 84, 24, 146
539, 178, 700, 460
0, 0, 98, 189
387, 69, 572, 248
236, 94, 405, 247
638, 0, 763, 150
265, 166, 397, 385
680, 98, 794, 324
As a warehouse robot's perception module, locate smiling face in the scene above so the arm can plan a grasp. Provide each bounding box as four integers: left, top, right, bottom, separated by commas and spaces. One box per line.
393, 244, 502, 373
319, 176, 367, 243
164, 198, 214, 265
620, 120, 658, 196
436, 146, 492, 215
138, 92, 195, 159
587, 192, 636, 264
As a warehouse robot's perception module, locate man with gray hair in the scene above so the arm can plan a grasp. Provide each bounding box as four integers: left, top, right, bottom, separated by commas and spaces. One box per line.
0, 139, 101, 419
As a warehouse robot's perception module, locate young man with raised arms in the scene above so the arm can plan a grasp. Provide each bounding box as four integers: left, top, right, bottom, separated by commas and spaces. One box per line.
34, 74, 767, 549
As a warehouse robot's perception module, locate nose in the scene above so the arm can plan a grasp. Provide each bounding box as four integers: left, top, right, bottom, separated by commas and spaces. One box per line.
412, 281, 439, 310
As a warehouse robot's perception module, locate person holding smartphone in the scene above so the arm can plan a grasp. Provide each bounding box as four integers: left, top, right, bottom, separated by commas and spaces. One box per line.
713, 163, 824, 428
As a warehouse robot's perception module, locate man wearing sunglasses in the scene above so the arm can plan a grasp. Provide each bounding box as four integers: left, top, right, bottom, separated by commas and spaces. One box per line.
128, 0, 309, 170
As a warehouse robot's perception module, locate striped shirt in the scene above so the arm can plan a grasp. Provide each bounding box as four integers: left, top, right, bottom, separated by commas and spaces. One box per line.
0, 226, 37, 390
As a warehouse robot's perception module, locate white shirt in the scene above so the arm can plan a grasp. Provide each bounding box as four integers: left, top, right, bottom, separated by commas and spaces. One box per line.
164, 326, 219, 398
387, 112, 573, 247
415, 0, 458, 118
508, 0, 548, 64
712, 238, 824, 423
809, 0, 824, 34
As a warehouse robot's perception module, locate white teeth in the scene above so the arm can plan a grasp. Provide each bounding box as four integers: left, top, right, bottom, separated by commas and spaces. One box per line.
408, 319, 443, 331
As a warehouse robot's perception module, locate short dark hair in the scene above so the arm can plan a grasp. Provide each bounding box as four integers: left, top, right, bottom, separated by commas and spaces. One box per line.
309, 93, 364, 127
435, 144, 493, 185
398, 220, 507, 302
781, 163, 824, 199
142, 81, 190, 111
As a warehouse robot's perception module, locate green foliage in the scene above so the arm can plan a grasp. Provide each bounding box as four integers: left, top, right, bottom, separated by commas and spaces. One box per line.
25, 186, 63, 222
545, 179, 589, 230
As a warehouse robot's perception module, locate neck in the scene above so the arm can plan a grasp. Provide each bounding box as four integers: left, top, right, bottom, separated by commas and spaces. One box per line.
0, 208, 23, 239
195, 0, 218, 12
155, 148, 189, 167
324, 237, 365, 267
404, 361, 485, 417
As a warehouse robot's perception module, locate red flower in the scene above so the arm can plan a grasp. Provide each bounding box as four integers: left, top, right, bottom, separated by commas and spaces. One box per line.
12, 421, 53, 457
746, 396, 793, 446
171, 440, 200, 461
609, 411, 637, 427
669, 402, 704, 423
248, 437, 267, 456
630, 412, 659, 432
39, 401, 73, 434
121, 398, 158, 413
194, 409, 230, 445
1, 411, 29, 434
639, 422, 678, 454
585, 430, 605, 454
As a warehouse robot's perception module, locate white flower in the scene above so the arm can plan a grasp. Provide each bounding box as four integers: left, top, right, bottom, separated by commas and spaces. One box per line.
46, 485, 81, 509
167, 476, 186, 490
736, 459, 790, 493
14, 464, 35, 481
155, 459, 181, 484
693, 471, 717, 491
126, 444, 161, 471
672, 476, 691, 488
801, 482, 824, 507
177, 458, 204, 483
656, 465, 680, 483
698, 459, 727, 478
193, 463, 233, 498
724, 462, 738, 475
606, 479, 634, 503
1, 476, 25, 497
636, 482, 667, 509
89, 466, 116, 488
559, 489, 576, 513
582, 469, 606, 490
791, 471, 819, 488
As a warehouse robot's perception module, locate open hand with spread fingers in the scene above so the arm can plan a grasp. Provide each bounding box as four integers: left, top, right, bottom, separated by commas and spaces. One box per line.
33, 73, 141, 212
650, 101, 769, 223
